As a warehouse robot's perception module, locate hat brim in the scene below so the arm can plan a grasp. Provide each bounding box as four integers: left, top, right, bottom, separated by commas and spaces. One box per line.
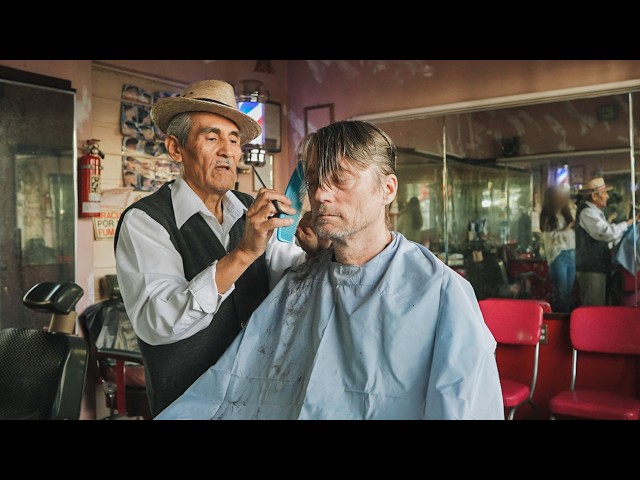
579, 185, 614, 195
151, 97, 261, 146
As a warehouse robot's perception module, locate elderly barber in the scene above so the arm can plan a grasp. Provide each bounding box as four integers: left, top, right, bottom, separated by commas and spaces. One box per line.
115, 80, 325, 416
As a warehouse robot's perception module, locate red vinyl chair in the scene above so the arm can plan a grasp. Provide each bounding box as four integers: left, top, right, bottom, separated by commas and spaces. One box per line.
479, 299, 544, 420
548, 306, 640, 420
485, 298, 551, 314
529, 300, 551, 313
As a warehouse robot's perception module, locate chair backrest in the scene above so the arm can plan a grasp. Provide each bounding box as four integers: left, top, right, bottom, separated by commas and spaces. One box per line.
0, 328, 88, 420
485, 297, 551, 313
80, 298, 140, 356
100, 274, 121, 300
532, 300, 552, 313
570, 306, 640, 355
479, 298, 543, 345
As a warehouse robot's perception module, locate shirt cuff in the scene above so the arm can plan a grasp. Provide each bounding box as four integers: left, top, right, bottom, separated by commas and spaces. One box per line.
188, 261, 235, 314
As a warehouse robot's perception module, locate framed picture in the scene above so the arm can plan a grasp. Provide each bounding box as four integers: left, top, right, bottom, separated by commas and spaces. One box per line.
304, 103, 335, 135
571, 165, 585, 184
265, 101, 282, 153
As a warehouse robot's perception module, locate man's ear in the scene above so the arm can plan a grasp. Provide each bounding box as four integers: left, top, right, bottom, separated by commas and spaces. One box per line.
165, 135, 183, 164
382, 174, 398, 206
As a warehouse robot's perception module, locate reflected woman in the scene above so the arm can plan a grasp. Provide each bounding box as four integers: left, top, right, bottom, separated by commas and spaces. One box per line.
397, 196, 423, 243
540, 186, 576, 312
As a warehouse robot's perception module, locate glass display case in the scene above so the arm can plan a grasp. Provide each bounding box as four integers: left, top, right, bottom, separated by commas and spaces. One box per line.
0, 75, 76, 329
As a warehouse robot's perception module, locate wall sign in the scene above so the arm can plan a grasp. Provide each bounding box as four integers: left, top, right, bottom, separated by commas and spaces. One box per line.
93, 187, 151, 240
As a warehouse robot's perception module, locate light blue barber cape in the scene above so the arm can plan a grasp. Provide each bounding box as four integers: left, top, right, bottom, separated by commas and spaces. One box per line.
157, 233, 504, 420
615, 224, 640, 274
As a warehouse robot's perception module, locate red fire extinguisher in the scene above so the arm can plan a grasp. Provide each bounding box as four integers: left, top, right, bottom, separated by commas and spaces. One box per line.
78, 139, 104, 217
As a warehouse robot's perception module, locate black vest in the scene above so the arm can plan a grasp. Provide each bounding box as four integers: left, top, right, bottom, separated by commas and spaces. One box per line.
114, 181, 269, 416
575, 202, 610, 274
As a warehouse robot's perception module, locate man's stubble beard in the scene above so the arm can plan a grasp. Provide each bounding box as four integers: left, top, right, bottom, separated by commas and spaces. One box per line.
312, 207, 375, 242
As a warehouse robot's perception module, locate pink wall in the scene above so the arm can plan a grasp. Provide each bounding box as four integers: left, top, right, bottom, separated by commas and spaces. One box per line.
286, 60, 640, 169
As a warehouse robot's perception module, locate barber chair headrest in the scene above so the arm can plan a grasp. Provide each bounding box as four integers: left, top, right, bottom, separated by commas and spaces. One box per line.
22, 282, 84, 315
100, 275, 121, 299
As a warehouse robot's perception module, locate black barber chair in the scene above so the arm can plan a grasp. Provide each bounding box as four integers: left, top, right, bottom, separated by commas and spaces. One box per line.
79, 275, 150, 419
0, 282, 88, 420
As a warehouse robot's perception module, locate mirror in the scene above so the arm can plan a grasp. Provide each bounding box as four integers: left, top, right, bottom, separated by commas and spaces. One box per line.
370, 91, 637, 310
373, 116, 445, 252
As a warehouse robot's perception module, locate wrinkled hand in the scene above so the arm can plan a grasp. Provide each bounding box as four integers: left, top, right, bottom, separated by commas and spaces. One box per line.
296, 211, 331, 256
237, 188, 296, 259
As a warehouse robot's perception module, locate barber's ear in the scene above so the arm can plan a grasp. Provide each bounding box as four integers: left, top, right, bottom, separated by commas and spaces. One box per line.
382, 174, 398, 205
165, 136, 183, 164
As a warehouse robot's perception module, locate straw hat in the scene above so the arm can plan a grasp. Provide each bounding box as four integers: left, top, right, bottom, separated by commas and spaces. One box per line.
151, 80, 261, 145
578, 177, 614, 195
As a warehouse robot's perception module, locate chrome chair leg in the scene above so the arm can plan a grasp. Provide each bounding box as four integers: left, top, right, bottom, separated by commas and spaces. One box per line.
102, 380, 126, 420
506, 399, 539, 420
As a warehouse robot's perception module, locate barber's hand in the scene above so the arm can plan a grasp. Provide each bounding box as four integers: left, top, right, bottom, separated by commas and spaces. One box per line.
628, 213, 640, 225
237, 188, 297, 259
296, 211, 331, 257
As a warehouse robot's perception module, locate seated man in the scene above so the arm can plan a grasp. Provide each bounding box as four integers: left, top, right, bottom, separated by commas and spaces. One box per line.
157, 120, 504, 420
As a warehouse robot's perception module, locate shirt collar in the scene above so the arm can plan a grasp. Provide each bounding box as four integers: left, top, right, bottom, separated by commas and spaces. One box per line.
170, 176, 247, 229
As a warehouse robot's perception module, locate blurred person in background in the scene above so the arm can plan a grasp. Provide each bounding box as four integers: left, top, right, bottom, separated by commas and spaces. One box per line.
575, 177, 639, 306
540, 186, 575, 312
396, 196, 423, 243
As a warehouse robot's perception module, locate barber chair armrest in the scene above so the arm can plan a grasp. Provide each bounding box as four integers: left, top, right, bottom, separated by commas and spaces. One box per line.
96, 348, 143, 364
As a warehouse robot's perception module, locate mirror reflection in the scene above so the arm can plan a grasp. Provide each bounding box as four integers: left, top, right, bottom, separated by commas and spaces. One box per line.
378, 92, 636, 311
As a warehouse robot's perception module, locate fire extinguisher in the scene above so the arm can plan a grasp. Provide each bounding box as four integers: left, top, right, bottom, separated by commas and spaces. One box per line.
78, 139, 104, 217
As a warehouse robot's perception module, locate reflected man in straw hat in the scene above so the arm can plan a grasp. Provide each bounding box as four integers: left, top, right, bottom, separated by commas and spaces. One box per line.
575, 176, 639, 306
114, 80, 328, 416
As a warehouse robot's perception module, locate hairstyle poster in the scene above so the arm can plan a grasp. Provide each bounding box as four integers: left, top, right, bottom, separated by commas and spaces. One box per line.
120, 85, 180, 192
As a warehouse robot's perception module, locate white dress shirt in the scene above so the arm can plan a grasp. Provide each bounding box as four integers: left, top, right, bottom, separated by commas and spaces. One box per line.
579, 201, 629, 245
115, 176, 306, 346
542, 214, 575, 265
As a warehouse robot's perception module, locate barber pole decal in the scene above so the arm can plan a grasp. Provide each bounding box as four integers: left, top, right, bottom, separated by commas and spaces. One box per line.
238, 101, 265, 145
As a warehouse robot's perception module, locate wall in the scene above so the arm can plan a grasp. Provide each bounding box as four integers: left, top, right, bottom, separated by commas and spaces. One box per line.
90, 67, 183, 299
286, 60, 640, 168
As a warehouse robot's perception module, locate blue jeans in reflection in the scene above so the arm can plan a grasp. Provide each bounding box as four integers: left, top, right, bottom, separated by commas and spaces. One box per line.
548, 250, 576, 313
